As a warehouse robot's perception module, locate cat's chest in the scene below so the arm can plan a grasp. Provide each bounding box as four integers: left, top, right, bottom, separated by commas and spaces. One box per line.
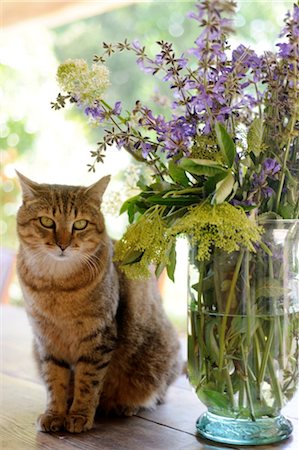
27, 295, 105, 363
45, 318, 98, 361
23, 282, 97, 319
23, 283, 114, 362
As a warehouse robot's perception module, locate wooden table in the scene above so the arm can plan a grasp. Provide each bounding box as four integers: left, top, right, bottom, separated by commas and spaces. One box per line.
1, 305, 298, 450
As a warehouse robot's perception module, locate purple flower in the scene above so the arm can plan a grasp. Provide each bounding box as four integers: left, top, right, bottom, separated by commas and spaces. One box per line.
247, 158, 281, 204
263, 158, 281, 177
136, 57, 156, 74
115, 138, 126, 150
132, 39, 142, 51
141, 142, 152, 157
142, 112, 197, 157
232, 45, 263, 84
85, 105, 106, 121
231, 198, 256, 208
251, 171, 274, 199
263, 186, 275, 198
85, 101, 122, 121
112, 101, 122, 116
276, 43, 292, 58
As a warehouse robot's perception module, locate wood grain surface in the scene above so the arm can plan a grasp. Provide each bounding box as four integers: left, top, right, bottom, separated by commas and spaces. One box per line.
1, 305, 298, 450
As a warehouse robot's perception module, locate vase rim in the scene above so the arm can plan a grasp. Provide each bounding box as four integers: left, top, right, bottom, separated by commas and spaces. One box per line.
258, 219, 299, 224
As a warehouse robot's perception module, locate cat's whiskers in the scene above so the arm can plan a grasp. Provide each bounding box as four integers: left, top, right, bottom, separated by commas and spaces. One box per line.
88, 252, 108, 278
24, 246, 48, 269
24, 244, 79, 278
78, 253, 99, 281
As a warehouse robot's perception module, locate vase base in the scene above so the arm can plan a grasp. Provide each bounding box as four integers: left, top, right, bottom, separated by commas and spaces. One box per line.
196, 411, 293, 445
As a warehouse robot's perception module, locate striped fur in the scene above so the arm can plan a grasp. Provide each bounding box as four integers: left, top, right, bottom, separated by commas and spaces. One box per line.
16, 173, 182, 434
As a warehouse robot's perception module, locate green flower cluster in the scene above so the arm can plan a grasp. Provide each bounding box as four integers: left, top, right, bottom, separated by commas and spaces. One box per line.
56, 59, 110, 107
114, 210, 175, 279
172, 202, 262, 261
114, 202, 262, 278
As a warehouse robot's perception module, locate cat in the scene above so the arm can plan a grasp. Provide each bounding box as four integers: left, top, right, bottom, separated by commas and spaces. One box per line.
16, 171, 182, 434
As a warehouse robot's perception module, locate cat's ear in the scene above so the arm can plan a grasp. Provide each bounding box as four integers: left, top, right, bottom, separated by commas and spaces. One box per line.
16, 171, 42, 201
85, 175, 111, 203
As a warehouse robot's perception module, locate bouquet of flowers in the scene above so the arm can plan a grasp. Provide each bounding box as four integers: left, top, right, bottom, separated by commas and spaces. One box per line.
53, 1, 299, 442
53, 0, 298, 281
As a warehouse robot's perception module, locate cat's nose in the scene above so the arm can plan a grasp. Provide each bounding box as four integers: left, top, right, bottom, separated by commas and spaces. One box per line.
57, 242, 69, 251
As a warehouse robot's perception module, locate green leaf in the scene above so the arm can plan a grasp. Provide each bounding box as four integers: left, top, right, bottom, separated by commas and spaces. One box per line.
247, 117, 264, 157
192, 273, 214, 292
212, 171, 235, 204
155, 262, 166, 279
120, 194, 141, 215
278, 203, 295, 219
135, 200, 150, 215
121, 250, 144, 265
150, 180, 174, 191
166, 243, 177, 281
137, 178, 150, 191
205, 321, 219, 362
179, 158, 227, 177
146, 195, 199, 206
127, 202, 137, 224
204, 171, 228, 195
197, 386, 230, 410
168, 160, 190, 187
215, 122, 236, 167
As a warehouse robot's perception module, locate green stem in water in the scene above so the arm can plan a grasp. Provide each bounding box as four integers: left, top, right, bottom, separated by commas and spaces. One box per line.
196, 260, 205, 312
241, 343, 256, 421
197, 261, 206, 376
253, 333, 262, 400
238, 380, 245, 410
245, 251, 252, 349
224, 368, 235, 409
213, 251, 225, 312
218, 249, 245, 372
257, 322, 284, 409
257, 320, 274, 386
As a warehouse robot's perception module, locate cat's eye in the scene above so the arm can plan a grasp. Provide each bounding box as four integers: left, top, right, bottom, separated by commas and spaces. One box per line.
73, 219, 88, 230
40, 216, 55, 228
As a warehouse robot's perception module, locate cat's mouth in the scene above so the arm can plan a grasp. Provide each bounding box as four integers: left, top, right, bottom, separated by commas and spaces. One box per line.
51, 250, 71, 261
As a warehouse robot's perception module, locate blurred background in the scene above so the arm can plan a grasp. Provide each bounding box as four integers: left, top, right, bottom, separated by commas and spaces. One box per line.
0, 0, 294, 331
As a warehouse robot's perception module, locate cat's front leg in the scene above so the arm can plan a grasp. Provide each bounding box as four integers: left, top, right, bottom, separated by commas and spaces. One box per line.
65, 357, 110, 433
37, 356, 71, 432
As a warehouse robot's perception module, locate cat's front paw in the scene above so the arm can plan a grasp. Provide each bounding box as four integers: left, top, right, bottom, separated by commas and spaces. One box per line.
37, 412, 65, 432
65, 414, 93, 433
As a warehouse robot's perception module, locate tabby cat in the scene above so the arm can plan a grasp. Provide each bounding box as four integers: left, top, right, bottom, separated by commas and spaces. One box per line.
16, 172, 182, 434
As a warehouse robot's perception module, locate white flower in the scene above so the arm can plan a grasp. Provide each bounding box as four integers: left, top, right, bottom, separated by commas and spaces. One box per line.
57, 59, 110, 106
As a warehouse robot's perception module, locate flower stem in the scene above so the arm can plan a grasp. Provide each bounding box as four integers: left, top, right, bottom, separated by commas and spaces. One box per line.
218, 249, 245, 372
257, 320, 274, 385
257, 322, 284, 409
241, 343, 256, 421
224, 368, 235, 408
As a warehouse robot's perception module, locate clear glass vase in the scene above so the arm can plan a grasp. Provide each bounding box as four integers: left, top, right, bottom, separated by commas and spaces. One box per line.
187, 220, 299, 445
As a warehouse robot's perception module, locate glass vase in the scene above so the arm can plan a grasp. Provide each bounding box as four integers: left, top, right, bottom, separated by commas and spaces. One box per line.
187, 220, 299, 445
